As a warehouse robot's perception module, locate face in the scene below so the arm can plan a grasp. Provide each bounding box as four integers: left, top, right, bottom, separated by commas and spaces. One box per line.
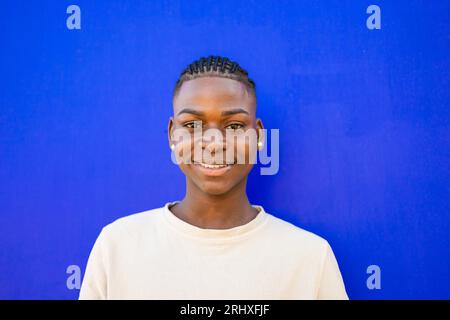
169, 77, 263, 196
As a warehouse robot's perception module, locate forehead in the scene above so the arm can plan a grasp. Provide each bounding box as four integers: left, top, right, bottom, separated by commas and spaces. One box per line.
173, 77, 255, 113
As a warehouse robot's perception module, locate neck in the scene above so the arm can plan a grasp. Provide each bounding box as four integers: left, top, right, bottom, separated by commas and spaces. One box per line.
170, 178, 259, 229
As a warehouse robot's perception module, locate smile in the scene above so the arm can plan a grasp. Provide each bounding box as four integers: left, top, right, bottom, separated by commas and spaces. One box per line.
192, 162, 234, 176
194, 162, 231, 169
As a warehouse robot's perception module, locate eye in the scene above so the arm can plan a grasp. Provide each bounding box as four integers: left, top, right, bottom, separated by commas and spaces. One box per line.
183, 121, 203, 129
225, 123, 244, 130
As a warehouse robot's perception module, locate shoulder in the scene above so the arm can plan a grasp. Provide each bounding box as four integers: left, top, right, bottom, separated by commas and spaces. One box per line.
263, 210, 332, 254
98, 206, 165, 244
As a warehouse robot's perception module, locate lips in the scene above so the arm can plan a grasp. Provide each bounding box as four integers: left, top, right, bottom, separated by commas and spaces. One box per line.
192, 162, 234, 176
194, 162, 229, 169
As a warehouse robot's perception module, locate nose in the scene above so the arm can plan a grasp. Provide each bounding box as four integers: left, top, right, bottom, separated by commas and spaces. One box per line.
197, 135, 225, 153
191, 125, 223, 148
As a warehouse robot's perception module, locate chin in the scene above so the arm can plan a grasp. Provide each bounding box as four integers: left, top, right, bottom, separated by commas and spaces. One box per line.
197, 181, 234, 196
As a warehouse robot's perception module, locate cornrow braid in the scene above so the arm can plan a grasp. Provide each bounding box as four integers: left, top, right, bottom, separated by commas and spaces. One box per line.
173, 55, 256, 98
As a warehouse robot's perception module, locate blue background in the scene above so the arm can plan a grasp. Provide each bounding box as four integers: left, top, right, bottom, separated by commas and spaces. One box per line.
1, 0, 449, 299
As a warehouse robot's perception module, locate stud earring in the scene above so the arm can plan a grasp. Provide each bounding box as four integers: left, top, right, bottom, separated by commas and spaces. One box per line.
170, 144, 175, 150
257, 141, 263, 150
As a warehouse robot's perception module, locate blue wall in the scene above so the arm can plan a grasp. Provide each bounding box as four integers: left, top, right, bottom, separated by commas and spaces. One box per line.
0, 0, 449, 299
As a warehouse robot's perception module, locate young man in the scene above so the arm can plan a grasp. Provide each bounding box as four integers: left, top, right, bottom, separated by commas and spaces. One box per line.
79, 56, 348, 299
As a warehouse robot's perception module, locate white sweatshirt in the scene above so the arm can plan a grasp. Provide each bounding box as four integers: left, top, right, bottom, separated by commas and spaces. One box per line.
79, 202, 348, 300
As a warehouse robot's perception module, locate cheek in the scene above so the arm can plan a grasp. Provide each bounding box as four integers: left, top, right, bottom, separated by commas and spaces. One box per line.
234, 140, 257, 164
172, 138, 195, 164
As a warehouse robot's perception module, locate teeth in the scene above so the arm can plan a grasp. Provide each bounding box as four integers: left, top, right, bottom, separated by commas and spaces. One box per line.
195, 162, 230, 169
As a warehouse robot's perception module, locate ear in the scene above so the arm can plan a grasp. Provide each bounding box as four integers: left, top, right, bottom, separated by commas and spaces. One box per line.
256, 118, 265, 147
168, 117, 174, 147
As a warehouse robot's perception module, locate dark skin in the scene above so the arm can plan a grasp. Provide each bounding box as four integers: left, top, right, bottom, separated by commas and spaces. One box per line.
168, 77, 264, 229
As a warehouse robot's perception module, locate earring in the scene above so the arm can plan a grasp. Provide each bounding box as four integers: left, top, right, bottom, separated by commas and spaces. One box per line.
170, 144, 175, 150
257, 141, 263, 150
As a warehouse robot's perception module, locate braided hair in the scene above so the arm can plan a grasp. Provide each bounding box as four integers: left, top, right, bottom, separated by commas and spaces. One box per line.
173, 55, 256, 99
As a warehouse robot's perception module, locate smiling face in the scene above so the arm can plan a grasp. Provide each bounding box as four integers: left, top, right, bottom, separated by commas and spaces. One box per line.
169, 77, 263, 196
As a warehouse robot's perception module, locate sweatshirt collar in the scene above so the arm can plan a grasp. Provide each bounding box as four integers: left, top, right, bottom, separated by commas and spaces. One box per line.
162, 201, 269, 241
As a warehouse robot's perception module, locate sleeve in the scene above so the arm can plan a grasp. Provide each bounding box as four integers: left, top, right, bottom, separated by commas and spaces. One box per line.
316, 241, 349, 300
79, 228, 108, 300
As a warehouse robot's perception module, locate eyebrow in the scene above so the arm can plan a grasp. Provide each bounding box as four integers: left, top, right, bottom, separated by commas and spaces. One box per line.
177, 107, 249, 116
221, 108, 249, 116
177, 108, 204, 116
